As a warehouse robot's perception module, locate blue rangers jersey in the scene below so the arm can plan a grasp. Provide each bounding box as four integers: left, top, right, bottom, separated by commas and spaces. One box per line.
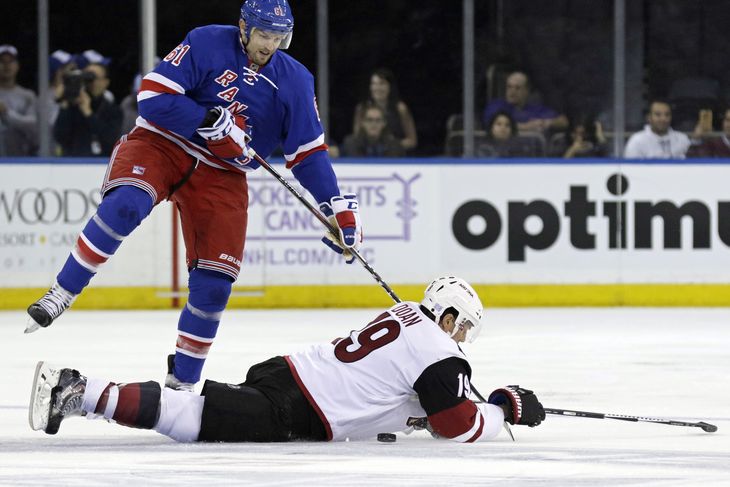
136, 24, 338, 203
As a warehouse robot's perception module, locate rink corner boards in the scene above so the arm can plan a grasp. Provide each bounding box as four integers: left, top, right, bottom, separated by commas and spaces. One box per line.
2, 283, 730, 309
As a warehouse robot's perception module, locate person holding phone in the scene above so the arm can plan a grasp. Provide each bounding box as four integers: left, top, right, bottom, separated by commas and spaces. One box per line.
688, 108, 730, 157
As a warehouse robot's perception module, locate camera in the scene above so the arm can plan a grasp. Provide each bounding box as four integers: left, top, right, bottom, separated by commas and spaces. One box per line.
62, 69, 96, 102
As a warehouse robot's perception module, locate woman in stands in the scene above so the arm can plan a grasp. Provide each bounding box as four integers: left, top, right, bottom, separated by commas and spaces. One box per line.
352, 67, 418, 152
477, 111, 542, 157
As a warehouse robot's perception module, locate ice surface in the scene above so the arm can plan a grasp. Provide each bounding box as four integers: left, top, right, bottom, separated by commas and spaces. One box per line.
1, 307, 729, 486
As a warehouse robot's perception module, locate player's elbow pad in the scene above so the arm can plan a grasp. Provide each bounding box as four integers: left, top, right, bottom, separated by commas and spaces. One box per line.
433, 403, 505, 443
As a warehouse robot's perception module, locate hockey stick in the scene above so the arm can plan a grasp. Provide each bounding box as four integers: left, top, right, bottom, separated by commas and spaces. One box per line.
471, 396, 717, 433
250, 151, 401, 304
545, 407, 718, 433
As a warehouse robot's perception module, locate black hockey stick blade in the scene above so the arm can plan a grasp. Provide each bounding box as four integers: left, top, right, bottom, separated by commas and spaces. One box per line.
695, 422, 718, 433
251, 151, 401, 304
545, 408, 718, 433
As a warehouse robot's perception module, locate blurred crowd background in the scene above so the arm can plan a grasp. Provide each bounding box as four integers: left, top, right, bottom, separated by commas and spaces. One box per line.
2, 0, 730, 159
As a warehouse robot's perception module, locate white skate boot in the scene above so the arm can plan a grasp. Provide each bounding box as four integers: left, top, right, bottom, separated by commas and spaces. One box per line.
29, 361, 87, 434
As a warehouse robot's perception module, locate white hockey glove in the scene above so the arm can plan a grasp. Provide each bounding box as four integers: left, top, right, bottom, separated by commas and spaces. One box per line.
197, 106, 253, 161
319, 193, 363, 264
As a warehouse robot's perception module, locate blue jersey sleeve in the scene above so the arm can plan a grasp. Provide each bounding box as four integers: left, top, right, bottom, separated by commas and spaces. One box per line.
278, 67, 328, 169
137, 28, 210, 138
291, 150, 340, 204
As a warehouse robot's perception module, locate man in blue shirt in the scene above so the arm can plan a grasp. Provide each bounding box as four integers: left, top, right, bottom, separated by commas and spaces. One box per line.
483, 71, 567, 134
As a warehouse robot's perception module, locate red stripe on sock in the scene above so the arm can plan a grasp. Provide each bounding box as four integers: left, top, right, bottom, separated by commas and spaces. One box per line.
113, 383, 141, 427
76, 236, 108, 266
176, 335, 212, 356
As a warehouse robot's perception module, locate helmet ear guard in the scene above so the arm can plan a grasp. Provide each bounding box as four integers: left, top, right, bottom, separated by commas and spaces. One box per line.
422, 276, 484, 343
240, 0, 294, 50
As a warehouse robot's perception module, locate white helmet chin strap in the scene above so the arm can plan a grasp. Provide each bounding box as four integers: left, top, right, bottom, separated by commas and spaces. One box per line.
447, 317, 476, 342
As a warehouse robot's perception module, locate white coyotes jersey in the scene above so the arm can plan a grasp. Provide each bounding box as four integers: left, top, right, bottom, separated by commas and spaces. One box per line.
286, 301, 467, 441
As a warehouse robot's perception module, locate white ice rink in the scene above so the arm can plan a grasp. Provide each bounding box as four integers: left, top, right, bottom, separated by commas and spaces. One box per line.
1, 307, 729, 486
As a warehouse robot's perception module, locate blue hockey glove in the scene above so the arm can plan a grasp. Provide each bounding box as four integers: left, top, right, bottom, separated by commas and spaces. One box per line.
319, 193, 362, 264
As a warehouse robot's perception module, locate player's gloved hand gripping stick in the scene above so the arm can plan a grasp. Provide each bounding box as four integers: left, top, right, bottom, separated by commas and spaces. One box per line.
249, 149, 400, 304
319, 194, 363, 264
197, 106, 254, 161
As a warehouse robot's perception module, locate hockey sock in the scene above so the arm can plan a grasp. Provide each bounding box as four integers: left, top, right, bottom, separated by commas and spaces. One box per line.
173, 268, 233, 384
82, 378, 161, 429
56, 186, 153, 294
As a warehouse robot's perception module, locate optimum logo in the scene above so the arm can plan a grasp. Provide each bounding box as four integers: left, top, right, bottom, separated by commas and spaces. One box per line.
0, 188, 100, 225
452, 173, 730, 262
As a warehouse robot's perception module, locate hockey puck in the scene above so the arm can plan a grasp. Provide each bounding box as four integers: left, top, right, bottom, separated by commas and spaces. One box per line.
377, 433, 396, 443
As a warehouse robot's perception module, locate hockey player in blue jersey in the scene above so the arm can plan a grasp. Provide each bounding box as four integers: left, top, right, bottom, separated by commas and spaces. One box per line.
25, 0, 363, 391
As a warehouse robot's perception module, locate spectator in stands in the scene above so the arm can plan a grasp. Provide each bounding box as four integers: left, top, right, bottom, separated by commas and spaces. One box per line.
482, 71, 568, 135
54, 50, 122, 156
476, 110, 543, 157
624, 99, 690, 159
47, 50, 76, 125
45, 50, 77, 155
0, 44, 38, 156
687, 108, 730, 157
549, 117, 609, 158
352, 67, 417, 152
342, 102, 404, 157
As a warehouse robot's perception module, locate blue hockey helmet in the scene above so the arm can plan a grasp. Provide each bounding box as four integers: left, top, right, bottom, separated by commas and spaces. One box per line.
240, 0, 294, 49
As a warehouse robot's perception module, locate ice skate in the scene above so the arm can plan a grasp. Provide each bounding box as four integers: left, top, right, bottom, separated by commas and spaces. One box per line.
29, 361, 87, 434
164, 354, 194, 392
25, 282, 77, 334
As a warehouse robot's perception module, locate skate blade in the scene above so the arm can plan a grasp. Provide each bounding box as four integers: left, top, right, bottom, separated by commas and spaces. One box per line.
29, 361, 60, 431
24, 318, 41, 334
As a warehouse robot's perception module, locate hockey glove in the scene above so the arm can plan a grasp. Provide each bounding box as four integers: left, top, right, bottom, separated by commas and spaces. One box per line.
319, 193, 363, 264
488, 385, 545, 427
197, 106, 253, 161
406, 416, 441, 439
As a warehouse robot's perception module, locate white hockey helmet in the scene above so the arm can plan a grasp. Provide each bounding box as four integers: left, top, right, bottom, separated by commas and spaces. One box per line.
421, 276, 484, 343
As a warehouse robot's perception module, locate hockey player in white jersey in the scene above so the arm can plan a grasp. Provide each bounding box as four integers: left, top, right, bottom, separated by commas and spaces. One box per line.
29, 277, 545, 442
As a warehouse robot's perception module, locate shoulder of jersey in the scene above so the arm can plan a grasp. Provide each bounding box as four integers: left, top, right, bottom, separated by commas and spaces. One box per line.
269, 50, 313, 84
404, 302, 469, 358
188, 24, 240, 52
189, 24, 238, 39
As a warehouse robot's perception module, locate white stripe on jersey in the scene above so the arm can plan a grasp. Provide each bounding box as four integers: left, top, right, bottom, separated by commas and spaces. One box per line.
143, 72, 186, 94
284, 133, 326, 162
135, 118, 256, 174
287, 301, 467, 441
450, 409, 484, 442
137, 90, 163, 102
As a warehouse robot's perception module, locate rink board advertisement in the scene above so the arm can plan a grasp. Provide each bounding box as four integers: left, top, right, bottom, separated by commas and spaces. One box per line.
0, 162, 173, 289
1, 160, 729, 306
244, 162, 730, 285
